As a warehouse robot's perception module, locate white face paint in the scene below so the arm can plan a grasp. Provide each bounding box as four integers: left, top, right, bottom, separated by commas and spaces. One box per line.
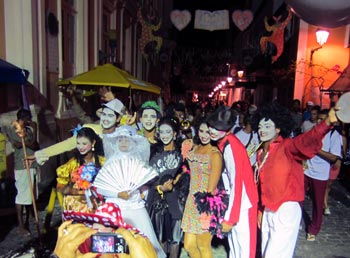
140, 109, 158, 131
208, 126, 226, 141
100, 108, 117, 129
118, 136, 131, 152
76, 136, 92, 155
198, 123, 211, 145
258, 118, 277, 142
159, 124, 174, 145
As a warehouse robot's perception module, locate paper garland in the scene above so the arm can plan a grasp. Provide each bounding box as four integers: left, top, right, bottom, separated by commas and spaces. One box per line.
194, 10, 230, 31
232, 10, 253, 31
170, 9, 255, 32
171, 10, 191, 31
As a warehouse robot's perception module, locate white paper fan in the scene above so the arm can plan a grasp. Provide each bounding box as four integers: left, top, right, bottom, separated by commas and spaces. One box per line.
93, 157, 158, 198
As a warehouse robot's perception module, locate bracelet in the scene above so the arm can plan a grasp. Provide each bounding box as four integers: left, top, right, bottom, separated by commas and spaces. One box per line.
333, 157, 342, 164
157, 185, 164, 198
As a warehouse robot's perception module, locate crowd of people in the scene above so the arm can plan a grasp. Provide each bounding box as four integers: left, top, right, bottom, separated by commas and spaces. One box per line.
5, 86, 349, 258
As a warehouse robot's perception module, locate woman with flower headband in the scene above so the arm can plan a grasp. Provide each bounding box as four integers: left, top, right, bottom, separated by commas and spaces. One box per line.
147, 116, 186, 258
57, 127, 105, 213
181, 119, 225, 258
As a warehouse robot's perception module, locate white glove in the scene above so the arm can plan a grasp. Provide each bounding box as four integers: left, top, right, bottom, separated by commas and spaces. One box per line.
34, 150, 49, 165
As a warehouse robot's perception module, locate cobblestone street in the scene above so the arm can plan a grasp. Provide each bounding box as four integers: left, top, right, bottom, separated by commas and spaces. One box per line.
1, 179, 350, 258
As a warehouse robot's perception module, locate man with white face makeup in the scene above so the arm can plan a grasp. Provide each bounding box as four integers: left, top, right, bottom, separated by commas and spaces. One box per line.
207, 106, 258, 258
138, 101, 162, 145
34, 98, 126, 164
252, 101, 338, 258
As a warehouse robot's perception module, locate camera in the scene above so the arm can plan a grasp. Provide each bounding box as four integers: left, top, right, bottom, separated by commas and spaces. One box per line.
90, 232, 128, 253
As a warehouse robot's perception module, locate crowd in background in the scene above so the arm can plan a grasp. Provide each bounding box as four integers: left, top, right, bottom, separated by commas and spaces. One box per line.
4, 86, 349, 258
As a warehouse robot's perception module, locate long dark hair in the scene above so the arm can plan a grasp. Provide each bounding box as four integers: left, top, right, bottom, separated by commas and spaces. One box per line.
74, 127, 104, 168
154, 116, 182, 153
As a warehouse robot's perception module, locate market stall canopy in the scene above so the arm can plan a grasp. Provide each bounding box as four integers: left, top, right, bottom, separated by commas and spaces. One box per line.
328, 65, 350, 92
57, 64, 161, 94
0, 59, 29, 84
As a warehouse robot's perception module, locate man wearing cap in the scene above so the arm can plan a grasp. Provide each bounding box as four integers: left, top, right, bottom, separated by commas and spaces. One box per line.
303, 101, 315, 121
207, 106, 258, 258
34, 98, 126, 164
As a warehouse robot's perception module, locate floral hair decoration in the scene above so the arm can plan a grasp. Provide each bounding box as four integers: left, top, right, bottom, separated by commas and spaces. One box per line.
71, 124, 83, 136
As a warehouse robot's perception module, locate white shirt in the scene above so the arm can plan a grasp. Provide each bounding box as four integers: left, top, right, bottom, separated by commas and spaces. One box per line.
301, 120, 316, 133
235, 129, 260, 166
222, 145, 252, 222
304, 130, 342, 180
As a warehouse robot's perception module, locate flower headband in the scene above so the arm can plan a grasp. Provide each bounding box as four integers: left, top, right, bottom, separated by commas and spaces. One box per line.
141, 101, 161, 113
71, 124, 83, 136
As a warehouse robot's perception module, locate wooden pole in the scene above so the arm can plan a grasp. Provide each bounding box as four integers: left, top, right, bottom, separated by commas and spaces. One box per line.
13, 121, 41, 241
21, 137, 41, 240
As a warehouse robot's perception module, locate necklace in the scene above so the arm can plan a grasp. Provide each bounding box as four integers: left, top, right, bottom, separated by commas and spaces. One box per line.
254, 150, 269, 184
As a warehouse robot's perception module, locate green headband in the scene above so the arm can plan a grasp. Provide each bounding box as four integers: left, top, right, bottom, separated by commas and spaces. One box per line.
140, 101, 161, 113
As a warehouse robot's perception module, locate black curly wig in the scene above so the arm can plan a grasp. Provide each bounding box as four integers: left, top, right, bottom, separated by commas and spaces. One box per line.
252, 101, 295, 139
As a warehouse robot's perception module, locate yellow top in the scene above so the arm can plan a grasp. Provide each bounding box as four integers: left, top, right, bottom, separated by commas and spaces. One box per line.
56, 155, 105, 186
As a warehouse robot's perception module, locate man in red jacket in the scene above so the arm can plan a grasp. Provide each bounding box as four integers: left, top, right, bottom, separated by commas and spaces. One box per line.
252, 101, 337, 258
207, 106, 258, 258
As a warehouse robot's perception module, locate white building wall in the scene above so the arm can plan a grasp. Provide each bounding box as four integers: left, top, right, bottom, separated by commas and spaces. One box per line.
75, 0, 89, 74
4, 0, 34, 84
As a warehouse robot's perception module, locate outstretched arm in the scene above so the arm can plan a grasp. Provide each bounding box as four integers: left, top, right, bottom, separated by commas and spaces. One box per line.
35, 124, 102, 165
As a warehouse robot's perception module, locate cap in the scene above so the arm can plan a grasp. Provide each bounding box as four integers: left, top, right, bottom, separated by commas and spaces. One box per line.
307, 101, 314, 106
96, 98, 125, 117
63, 202, 136, 230
207, 106, 235, 131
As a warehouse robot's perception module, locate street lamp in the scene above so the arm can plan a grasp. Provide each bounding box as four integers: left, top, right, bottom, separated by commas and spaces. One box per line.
310, 28, 329, 66
237, 70, 244, 79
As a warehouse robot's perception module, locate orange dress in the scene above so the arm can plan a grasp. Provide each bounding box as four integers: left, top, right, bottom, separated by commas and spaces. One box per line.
181, 147, 219, 234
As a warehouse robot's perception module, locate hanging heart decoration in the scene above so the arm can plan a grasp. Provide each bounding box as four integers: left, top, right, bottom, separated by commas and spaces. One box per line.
170, 10, 191, 31
232, 10, 253, 31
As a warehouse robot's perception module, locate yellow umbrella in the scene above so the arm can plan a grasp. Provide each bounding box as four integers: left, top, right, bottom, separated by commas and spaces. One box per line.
57, 63, 161, 94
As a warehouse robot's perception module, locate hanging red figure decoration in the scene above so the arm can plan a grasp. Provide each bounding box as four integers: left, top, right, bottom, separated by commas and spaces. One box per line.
137, 7, 163, 60
260, 8, 292, 63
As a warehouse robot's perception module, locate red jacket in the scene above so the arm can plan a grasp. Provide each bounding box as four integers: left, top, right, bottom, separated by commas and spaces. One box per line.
218, 133, 258, 226
257, 121, 330, 211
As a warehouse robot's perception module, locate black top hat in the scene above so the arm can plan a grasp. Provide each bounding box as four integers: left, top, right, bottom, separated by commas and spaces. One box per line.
207, 106, 235, 132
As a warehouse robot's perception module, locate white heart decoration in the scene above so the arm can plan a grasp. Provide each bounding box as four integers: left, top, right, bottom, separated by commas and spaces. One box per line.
232, 10, 253, 31
170, 10, 191, 31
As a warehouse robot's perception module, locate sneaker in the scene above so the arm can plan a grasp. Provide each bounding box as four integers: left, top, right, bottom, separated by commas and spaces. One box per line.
324, 207, 331, 215
306, 233, 316, 241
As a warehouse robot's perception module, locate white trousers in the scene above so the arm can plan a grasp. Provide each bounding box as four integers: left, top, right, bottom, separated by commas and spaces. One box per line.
227, 208, 251, 258
121, 207, 167, 258
261, 201, 301, 258
14, 168, 36, 205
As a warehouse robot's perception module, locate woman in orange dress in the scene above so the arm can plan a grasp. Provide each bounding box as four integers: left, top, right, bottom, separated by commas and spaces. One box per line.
181, 120, 223, 258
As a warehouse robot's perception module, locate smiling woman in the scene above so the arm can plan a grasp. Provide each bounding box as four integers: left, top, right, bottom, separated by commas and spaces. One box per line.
56, 127, 105, 214
147, 116, 186, 258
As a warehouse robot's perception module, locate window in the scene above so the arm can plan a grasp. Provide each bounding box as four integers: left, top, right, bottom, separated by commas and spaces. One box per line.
62, 0, 76, 77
